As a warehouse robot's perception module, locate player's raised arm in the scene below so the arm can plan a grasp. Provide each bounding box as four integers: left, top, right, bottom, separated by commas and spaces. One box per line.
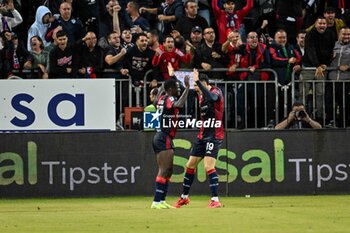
194, 69, 219, 102
153, 63, 176, 105
173, 75, 190, 108
167, 62, 175, 78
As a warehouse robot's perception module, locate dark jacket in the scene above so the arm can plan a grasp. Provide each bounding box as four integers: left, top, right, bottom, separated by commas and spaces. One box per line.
174, 15, 209, 41
78, 45, 104, 78
193, 41, 227, 79
269, 42, 300, 84
302, 27, 336, 67
158, 0, 184, 36
123, 45, 155, 83
49, 45, 77, 78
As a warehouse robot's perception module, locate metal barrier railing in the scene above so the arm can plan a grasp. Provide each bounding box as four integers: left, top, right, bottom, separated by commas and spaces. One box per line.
291, 68, 350, 128
142, 68, 279, 129
10, 67, 349, 129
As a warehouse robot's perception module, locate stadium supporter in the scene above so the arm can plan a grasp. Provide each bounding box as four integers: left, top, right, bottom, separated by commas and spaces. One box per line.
147, 29, 160, 51
100, 0, 123, 38
120, 32, 156, 88
71, 0, 103, 37
110, 2, 121, 37
174, 69, 224, 208
49, 29, 77, 78
197, 0, 211, 26
275, 0, 303, 45
151, 63, 190, 209
326, 26, 350, 127
211, 0, 253, 44
306, 6, 346, 39
302, 0, 318, 28
220, 29, 241, 126
193, 27, 227, 79
275, 102, 322, 129
44, 0, 64, 15
343, 3, 350, 26
302, 16, 336, 122
269, 29, 300, 85
328, 26, 350, 80
294, 30, 306, 57
188, 26, 203, 49
169, 29, 189, 67
233, 31, 270, 128
44, 25, 61, 52
221, 29, 242, 78
253, 0, 276, 38
139, 0, 184, 38
27, 5, 54, 51
7, 32, 34, 76
103, 30, 127, 125
180, 26, 203, 69
76, 31, 104, 79
0, 0, 22, 34
152, 35, 192, 81
29, 35, 50, 79
120, 28, 134, 49
125, 1, 150, 32
47, 2, 85, 46
0, 31, 12, 78
104, 31, 126, 75
326, 0, 346, 17
269, 29, 300, 120
174, 0, 208, 41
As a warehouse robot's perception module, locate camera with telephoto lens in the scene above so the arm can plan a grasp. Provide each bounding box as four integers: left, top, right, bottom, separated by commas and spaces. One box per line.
295, 110, 306, 118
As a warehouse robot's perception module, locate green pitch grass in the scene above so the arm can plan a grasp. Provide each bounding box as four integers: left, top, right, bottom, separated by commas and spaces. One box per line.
0, 195, 349, 233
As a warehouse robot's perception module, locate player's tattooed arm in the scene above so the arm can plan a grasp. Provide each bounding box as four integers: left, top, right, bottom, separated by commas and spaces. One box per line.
193, 68, 218, 102
153, 85, 165, 105
173, 75, 190, 108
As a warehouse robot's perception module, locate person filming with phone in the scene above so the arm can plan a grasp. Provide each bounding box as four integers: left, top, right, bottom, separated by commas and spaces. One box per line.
275, 102, 322, 129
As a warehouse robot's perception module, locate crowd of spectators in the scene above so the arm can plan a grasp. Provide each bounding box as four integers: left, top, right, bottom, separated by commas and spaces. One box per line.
0, 0, 350, 128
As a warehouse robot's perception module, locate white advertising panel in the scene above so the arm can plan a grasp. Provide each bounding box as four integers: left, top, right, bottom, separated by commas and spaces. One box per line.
0, 79, 116, 131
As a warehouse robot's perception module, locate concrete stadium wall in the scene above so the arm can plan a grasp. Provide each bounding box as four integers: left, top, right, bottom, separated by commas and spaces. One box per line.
1, 130, 350, 197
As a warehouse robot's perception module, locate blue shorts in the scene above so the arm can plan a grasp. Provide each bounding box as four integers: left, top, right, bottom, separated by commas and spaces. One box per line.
190, 138, 223, 158
152, 131, 174, 154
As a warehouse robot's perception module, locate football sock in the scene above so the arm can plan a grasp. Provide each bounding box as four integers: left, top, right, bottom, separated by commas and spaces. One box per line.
153, 176, 167, 202
207, 168, 219, 197
161, 177, 171, 202
182, 167, 196, 196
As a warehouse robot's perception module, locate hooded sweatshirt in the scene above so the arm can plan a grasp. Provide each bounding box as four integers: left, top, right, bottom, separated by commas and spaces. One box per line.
27, 6, 52, 51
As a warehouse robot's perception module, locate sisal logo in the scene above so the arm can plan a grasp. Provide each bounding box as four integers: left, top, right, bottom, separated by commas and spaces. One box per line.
10, 93, 85, 127
0, 141, 141, 191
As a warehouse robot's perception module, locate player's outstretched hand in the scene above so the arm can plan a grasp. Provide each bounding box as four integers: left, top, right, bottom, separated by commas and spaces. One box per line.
193, 68, 199, 82
184, 75, 190, 88
167, 62, 174, 77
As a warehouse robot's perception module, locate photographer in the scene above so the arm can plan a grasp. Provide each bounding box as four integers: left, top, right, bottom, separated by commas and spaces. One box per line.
275, 102, 322, 129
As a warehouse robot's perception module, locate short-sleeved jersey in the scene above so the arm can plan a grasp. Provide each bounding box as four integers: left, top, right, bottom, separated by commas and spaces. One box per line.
156, 94, 179, 138
197, 86, 224, 140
